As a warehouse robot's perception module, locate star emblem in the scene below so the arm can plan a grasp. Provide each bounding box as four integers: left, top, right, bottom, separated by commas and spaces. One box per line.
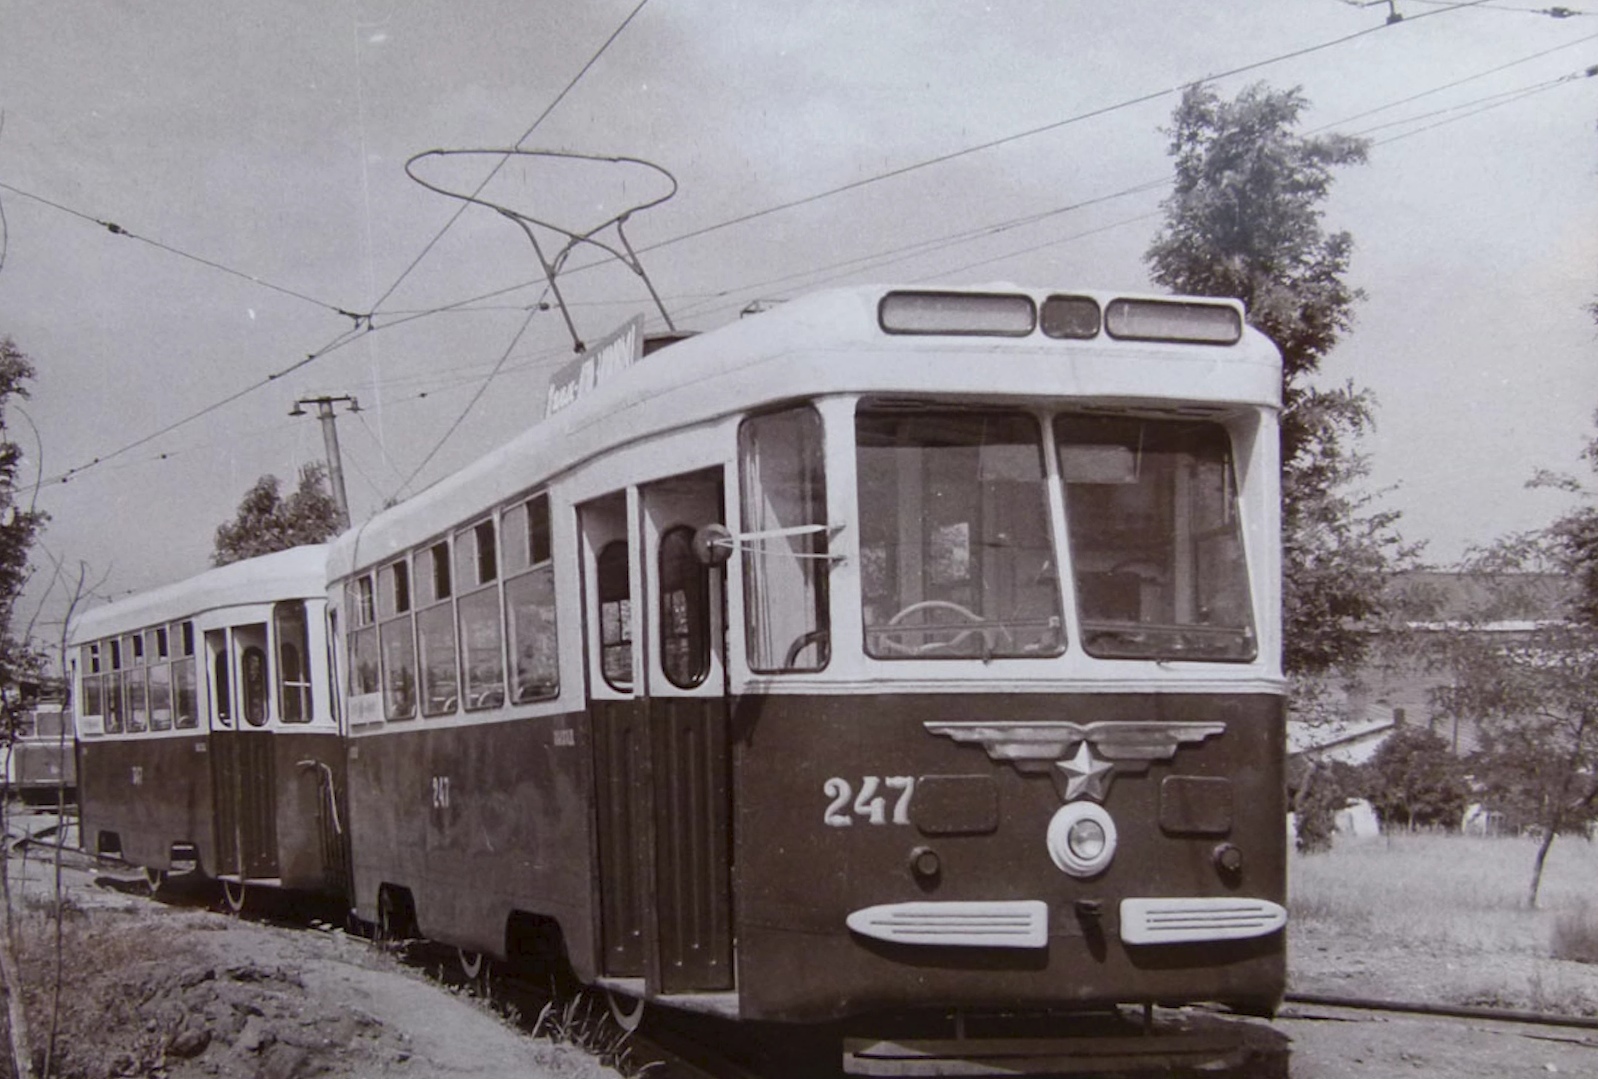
1057, 742, 1115, 802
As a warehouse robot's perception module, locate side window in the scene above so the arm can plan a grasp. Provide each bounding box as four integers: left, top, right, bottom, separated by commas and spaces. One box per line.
378, 563, 416, 721
659, 525, 710, 688
347, 576, 380, 697
83, 670, 104, 720
597, 541, 633, 690
125, 665, 148, 734
212, 649, 232, 728
456, 520, 506, 710
738, 405, 830, 672
415, 543, 459, 717
241, 645, 268, 727
504, 495, 559, 704
275, 602, 315, 724
147, 660, 173, 731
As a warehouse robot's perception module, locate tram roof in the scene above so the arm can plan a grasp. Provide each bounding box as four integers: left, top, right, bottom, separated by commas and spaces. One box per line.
68, 544, 329, 646
329, 284, 1282, 579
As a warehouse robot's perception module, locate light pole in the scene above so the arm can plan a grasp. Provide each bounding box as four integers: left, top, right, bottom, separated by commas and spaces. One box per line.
289, 394, 359, 530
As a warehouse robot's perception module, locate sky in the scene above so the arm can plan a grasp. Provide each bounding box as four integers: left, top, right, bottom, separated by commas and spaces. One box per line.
0, 0, 1594, 650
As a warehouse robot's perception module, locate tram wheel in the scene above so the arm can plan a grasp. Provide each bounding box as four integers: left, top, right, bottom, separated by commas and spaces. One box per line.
221, 878, 248, 914
605, 989, 645, 1032
458, 948, 486, 980
144, 867, 166, 895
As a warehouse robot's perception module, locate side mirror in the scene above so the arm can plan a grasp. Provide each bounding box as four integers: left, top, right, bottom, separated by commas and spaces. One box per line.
692, 523, 734, 566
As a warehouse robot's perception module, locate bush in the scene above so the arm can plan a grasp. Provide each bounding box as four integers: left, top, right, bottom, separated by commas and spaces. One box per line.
1288, 756, 1364, 853
1365, 726, 1469, 832
1552, 904, 1598, 965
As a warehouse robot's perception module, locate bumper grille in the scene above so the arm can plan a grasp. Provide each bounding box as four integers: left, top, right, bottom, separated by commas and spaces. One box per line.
1120, 897, 1286, 945
847, 900, 1048, 948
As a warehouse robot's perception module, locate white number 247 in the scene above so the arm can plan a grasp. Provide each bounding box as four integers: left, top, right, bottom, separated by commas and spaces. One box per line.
823, 776, 915, 827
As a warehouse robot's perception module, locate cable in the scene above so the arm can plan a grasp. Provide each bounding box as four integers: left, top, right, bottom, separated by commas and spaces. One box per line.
1311, 28, 1598, 131
0, 180, 363, 320
25, 0, 1536, 491
621, 3, 1487, 263
366, 0, 652, 314
1400, 0, 1590, 15
390, 303, 544, 501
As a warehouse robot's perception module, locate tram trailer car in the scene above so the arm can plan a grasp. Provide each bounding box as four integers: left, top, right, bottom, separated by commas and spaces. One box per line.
68, 545, 348, 906
328, 284, 1287, 1067
8, 703, 77, 805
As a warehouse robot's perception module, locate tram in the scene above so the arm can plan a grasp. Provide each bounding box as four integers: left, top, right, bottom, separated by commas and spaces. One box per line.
329, 283, 1287, 1065
68, 545, 346, 906
7, 700, 76, 805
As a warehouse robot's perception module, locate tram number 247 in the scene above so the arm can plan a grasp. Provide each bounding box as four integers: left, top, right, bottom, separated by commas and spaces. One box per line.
823, 776, 915, 827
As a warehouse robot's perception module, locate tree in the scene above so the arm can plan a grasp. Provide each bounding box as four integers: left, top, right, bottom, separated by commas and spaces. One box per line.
1288, 754, 1363, 854
0, 338, 47, 689
212, 462, 343, 566
1362, 726, 1469, 833
1145, 82, 1413, 677
1431, 419, 1598, 907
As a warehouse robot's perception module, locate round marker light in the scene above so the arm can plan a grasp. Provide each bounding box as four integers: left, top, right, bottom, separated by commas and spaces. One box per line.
1067, 819, 1107, 861
1046, 802, 1118, 878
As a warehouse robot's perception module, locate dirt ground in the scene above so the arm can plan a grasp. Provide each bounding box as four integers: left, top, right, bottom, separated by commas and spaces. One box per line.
7, 838, 1598, 1078
4, 847, 619, 1079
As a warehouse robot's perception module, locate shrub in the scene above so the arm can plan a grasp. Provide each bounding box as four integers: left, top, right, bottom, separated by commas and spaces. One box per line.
1365, 726, 1469, 831
1552, 904, 1598, 965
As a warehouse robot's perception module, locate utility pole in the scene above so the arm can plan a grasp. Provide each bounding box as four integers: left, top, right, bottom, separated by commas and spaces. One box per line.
289, 394, 359, 530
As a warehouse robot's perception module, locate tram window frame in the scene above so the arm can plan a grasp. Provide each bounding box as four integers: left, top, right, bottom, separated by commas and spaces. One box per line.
129, 633, 144, 666
596, 540, 634, 691
173, 620, 198, 729
154, 626, 169, 661
658, 524, 711, 688
737, 404, 831, 673
414, 543, 460, 717
83, 670, 104, 721
503, 494, 559, 704
377, 561, 417, 721
124, 664, 148, 733
275, 601, 316, 724
147, 660, 173, 730
456, 518, 507, 711
173, 651, 198, 729
103, 661, 123, 734
855, 408, 1065, 661
240, 644, 269, 727
85, 642, 101, 675
346, 575, 381, 699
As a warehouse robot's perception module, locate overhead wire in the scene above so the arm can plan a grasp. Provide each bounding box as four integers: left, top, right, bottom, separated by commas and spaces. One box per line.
391, 302, 544, 500
34, 0, 650, 494
0, 179, 364, 321
30, 0, 1561, 494
365, 0, 653, 315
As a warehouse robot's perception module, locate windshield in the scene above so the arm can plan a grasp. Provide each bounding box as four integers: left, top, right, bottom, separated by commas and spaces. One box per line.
1055, 414, 1255, 661
856, 409, 1063, 659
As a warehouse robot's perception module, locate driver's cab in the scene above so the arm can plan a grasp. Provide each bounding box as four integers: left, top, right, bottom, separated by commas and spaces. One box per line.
731, 395, 1261, 683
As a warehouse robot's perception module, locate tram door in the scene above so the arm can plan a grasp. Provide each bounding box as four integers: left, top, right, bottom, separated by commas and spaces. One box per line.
207, 625, 279, 879
585, 469, 733, 993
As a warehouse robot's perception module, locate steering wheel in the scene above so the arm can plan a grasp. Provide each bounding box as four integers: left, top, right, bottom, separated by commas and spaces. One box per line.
875, 600, 1008, 656
782, 628, 830, 669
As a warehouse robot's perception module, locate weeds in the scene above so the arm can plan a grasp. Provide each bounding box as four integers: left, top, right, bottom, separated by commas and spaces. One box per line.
1551, 903, 1598, 965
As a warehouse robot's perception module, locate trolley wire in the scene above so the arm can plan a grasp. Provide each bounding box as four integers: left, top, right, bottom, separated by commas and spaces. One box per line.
365, 0, 652, 315
31, 0, 647, 493
390, 302, 544, 500
0, 180, 364, 321
29, 0, 1570, 494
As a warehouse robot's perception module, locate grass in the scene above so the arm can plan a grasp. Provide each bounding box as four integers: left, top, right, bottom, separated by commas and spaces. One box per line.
1290, 832, 1598, 958
1289, 832, 1598, 1015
